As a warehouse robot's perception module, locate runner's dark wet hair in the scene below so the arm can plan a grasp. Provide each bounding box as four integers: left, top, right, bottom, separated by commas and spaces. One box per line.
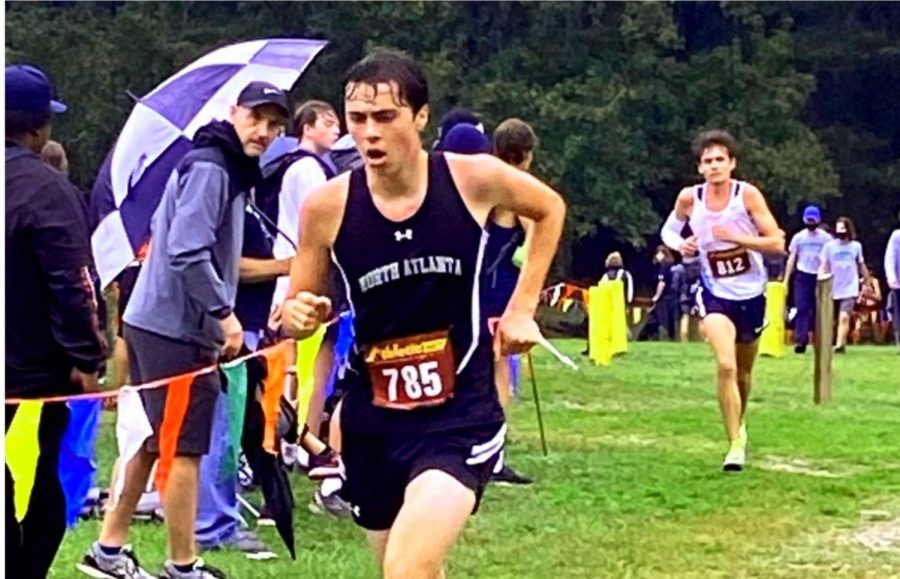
343, 49, 429, 114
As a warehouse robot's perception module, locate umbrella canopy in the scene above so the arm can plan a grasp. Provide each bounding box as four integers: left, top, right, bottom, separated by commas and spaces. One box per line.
259, 135, 299, 167
90, 38, 327, 288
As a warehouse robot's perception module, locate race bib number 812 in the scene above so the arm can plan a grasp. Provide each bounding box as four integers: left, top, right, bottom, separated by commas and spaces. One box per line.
709, 247, 751, 279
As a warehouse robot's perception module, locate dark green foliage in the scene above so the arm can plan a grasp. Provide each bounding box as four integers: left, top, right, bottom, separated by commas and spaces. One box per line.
6, 1, 898, 277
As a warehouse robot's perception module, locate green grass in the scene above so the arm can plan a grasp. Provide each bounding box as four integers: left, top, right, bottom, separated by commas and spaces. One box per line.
51, 341, 900, 578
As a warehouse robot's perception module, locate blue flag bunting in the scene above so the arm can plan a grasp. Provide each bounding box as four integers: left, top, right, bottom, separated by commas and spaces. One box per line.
328, 311, 356, 398
59, 399, 102, 528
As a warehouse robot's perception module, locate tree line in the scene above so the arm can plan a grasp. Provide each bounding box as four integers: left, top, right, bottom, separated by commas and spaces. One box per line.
7, 1, 899, 283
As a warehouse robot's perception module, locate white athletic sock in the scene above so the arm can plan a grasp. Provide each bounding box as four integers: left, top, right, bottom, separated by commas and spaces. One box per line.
320, 477, 343, 497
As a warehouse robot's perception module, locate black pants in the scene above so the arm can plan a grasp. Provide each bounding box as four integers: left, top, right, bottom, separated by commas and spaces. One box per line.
792, 271, 817, 347
639, 296, 679, 341
891, 289, 900, 345
5, 401, 70, 579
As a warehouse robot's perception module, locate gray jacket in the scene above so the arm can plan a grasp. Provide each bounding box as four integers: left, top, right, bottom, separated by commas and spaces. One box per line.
124, 145, 248, 350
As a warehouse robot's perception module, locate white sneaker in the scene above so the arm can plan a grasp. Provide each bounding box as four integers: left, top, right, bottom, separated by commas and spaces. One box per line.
723, 445, 746, 472
281, 441, 299, 468
77, 543, 154, 578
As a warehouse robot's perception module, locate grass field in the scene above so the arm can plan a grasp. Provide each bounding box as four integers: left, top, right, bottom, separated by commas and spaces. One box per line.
50, 340, 900, 578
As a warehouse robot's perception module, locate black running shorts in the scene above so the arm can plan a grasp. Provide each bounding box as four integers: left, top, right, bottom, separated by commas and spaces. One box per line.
696, 285, 767, 344
341, 421, 506, 531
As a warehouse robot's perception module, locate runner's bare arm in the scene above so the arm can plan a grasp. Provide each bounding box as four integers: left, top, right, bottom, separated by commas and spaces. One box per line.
282, 175, 349, 339
674, 188, 695, 221
450, 154, 566, 315
719, 185, 785, 254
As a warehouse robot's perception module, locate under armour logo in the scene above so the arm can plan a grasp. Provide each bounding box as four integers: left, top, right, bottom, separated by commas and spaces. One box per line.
263, 87, 279, 95
395, 229, 413, 242
351, 504, 361, 518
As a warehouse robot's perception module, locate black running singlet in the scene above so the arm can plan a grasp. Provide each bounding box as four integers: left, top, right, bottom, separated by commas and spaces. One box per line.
332, 153, 504, 434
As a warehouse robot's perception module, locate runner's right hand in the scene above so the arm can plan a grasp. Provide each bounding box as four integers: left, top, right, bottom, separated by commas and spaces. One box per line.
283, 291, 331, 339
680, 235, 699, 257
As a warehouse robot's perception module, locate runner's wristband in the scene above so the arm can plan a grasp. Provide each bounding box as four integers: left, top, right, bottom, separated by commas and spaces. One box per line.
661, 211, 687, 251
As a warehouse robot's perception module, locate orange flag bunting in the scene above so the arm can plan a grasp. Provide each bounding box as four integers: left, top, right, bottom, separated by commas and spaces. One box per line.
154, 374, 194, 498
261, 341, 290, 455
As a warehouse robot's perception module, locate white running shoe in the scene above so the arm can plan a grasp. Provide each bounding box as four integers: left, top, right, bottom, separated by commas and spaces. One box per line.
723, 444, 746, 472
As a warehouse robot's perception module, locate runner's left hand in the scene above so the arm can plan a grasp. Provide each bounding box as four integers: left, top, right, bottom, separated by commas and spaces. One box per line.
496, 309, 542, 356
712, 226, 737, 243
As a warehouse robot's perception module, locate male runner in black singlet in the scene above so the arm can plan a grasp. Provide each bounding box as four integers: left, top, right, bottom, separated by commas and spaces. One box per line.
281, 50, 566, 578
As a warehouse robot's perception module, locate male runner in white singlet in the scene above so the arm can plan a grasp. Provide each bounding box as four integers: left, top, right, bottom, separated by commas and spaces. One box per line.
660, 130, 785, 472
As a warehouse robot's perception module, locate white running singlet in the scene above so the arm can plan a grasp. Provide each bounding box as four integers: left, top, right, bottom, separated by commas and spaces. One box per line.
690, 180, 767, 301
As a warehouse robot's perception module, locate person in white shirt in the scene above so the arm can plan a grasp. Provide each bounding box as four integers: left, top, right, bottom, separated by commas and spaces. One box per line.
784, 205, 832, 353
884, 210, 900, 352
268, 100, 347, 515
271, 101, 340, 426
818, 216, 871, 353
272, 101, 340, 304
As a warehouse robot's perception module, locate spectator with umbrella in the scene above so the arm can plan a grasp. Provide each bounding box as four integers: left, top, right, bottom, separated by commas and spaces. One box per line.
79, 82, 289, 579
86, 40, 329, 570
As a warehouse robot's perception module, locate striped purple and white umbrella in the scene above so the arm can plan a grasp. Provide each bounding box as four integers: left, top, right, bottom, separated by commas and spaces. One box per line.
90, 38, 327, 288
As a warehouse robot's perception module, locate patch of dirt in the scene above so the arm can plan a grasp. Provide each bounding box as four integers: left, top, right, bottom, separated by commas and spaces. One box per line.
755, 455, 862, 478
548, 398, 706, 413
855, 519, 900, 553
597, 433, 658, 447
553, 400, 608, 412
556, 432, 660, 449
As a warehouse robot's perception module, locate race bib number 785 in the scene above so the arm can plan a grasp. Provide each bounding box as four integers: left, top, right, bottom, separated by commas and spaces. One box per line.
364, 330, 456, 410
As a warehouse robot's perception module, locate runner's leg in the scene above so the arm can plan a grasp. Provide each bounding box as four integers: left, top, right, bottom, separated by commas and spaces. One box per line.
735, 339, 760, 420
382, 470, 476, 579
701, 314, 741, 443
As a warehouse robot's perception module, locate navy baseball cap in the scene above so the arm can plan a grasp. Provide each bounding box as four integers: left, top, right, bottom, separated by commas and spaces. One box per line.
438, 107, 483, 139
236, 81, 289, 118
802, 205, 821, 224
6, 64, 67, 114
436, 124, 492, 155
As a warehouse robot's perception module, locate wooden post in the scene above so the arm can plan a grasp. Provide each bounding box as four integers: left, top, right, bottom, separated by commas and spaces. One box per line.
814, 275, 834, 404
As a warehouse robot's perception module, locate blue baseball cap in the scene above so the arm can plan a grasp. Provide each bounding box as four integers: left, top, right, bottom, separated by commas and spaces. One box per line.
436, 124, 492, 155
802, 205, 821, 224
6, 64, 67, 114
438, 107, 483, 139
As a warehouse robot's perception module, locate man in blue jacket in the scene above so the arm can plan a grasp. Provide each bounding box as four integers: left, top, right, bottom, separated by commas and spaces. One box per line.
79, 82, 289, 579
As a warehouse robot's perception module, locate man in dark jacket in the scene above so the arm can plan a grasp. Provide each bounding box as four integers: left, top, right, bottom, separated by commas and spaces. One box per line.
79, 82, 289, 579
5, 63, 107, 579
